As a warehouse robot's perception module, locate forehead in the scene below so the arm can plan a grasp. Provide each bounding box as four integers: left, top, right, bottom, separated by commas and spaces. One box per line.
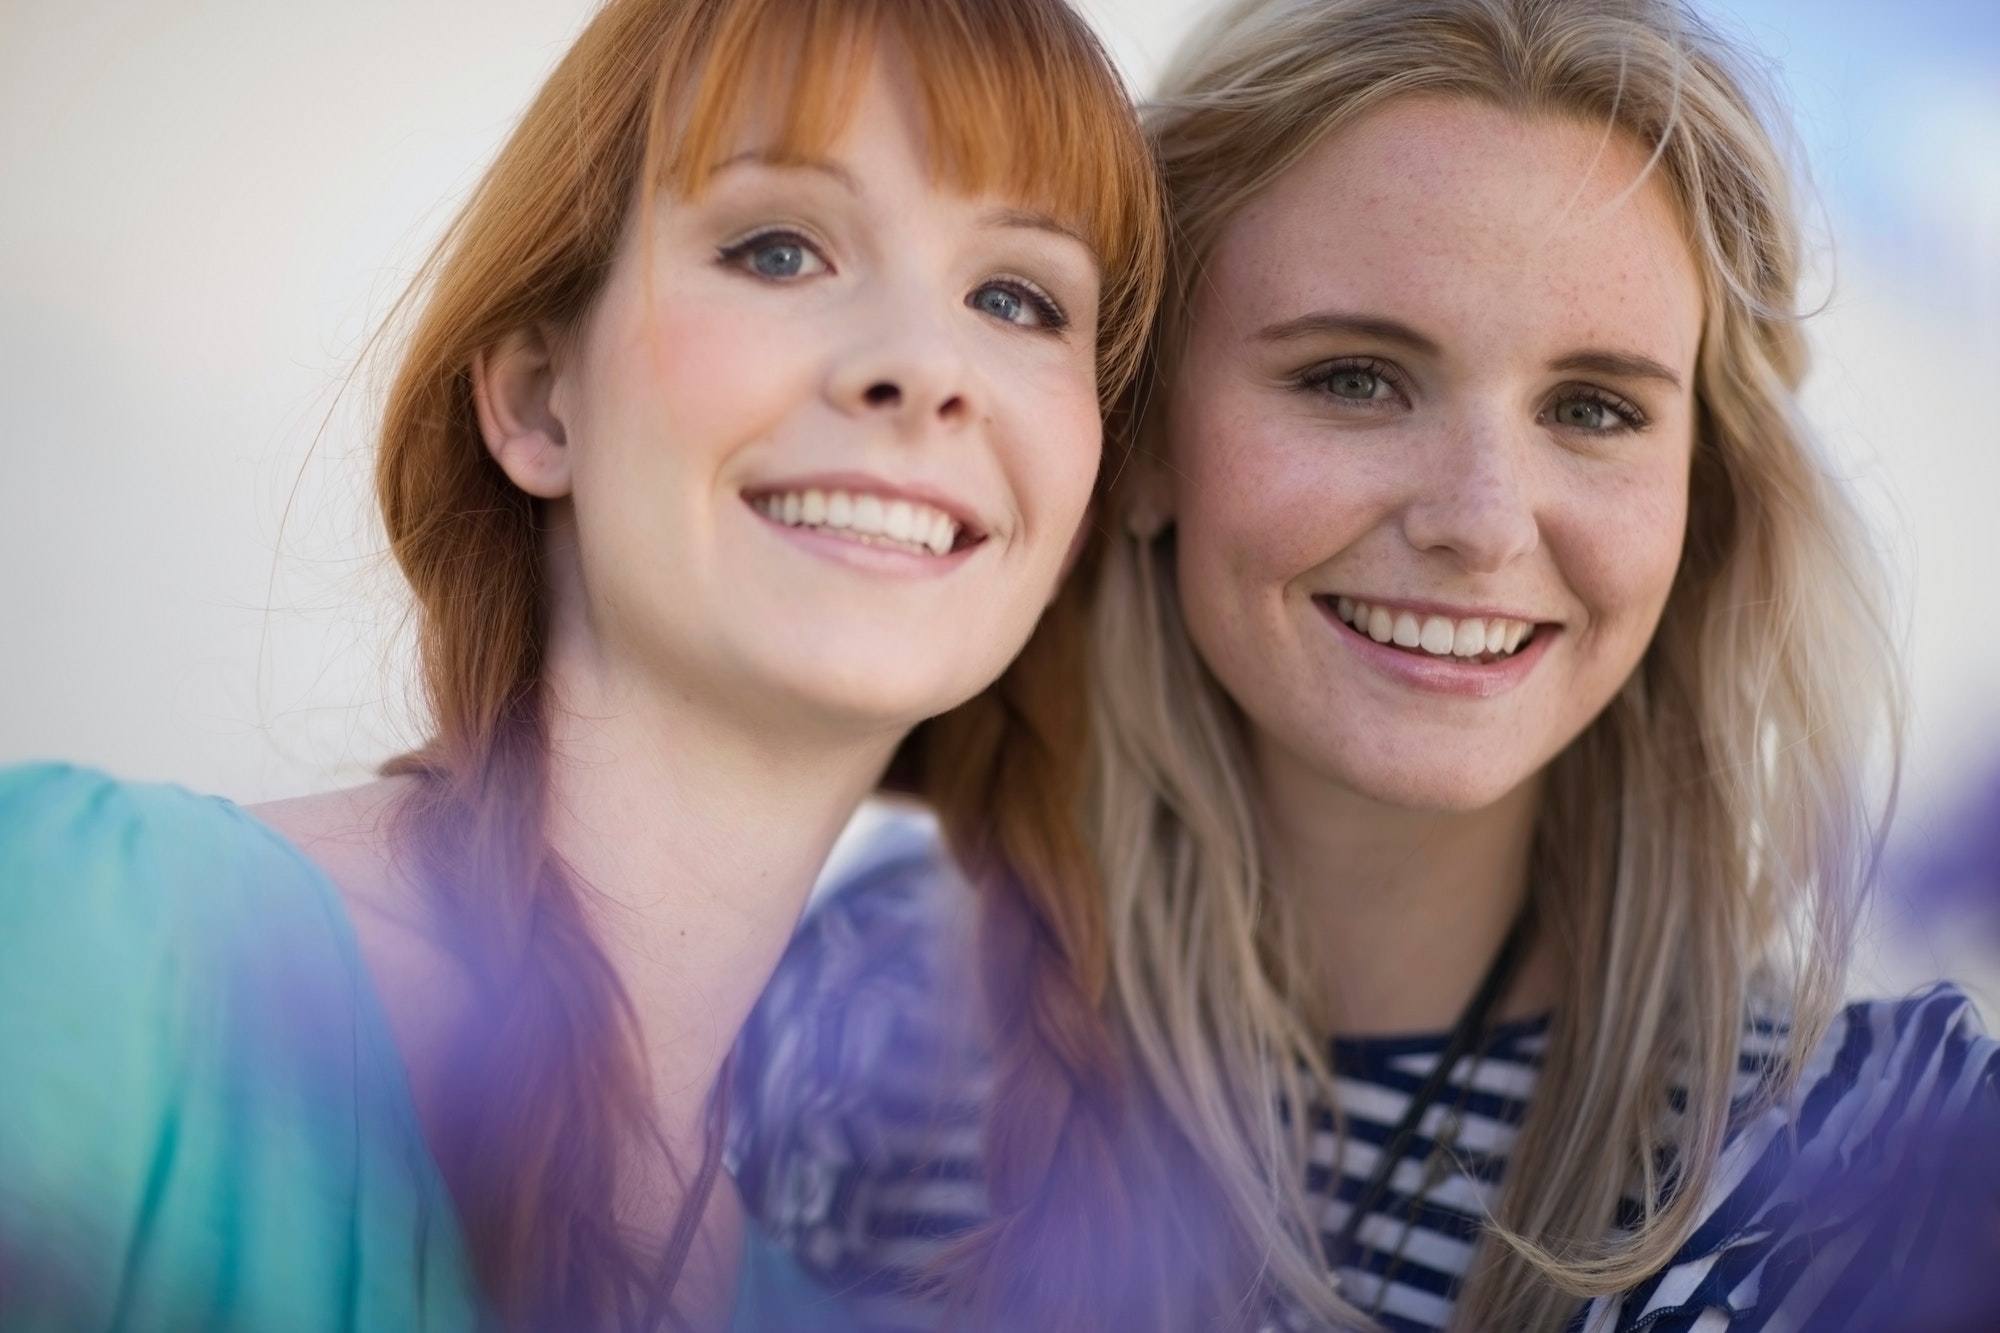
1204, 98, 1703, 362
708, 47, 927, 182
668, 24, 1101, 258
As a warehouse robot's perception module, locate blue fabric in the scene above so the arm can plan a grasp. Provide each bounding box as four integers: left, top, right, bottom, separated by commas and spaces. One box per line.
734, 816, 2000, 1333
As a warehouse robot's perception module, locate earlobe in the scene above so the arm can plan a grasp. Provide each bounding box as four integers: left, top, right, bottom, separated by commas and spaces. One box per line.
471, 326, 573, 499
1121, 453, 1176, 542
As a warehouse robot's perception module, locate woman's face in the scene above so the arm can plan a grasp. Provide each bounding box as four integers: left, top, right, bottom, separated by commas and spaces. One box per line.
1166, 98, 1703, 812
481, 47, 1104, 739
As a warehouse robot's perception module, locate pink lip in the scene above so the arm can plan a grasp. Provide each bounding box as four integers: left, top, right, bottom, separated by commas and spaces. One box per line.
1315, 598, 1556, 698
740, 470, 990, 541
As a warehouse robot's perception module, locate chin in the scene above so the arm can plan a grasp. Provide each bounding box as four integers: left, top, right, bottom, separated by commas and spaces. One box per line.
780, 659, 982, 734
1319, 739, 1539, 815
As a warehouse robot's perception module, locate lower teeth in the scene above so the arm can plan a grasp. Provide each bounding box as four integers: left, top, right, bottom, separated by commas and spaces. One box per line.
796, 522, 934, 556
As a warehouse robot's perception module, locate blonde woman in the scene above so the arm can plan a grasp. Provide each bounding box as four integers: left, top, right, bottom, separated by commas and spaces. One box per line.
733, 0, 2000, 1329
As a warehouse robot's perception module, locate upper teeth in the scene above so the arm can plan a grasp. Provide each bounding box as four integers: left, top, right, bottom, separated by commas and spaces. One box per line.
1332, 596, 1534, 660
751, 488, 961, 557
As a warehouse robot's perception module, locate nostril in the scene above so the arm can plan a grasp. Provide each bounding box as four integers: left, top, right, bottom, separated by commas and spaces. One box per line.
864, 382, 901, 408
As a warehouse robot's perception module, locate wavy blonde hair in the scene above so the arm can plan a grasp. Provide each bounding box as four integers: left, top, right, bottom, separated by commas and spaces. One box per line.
1022, 0, 1903, 1328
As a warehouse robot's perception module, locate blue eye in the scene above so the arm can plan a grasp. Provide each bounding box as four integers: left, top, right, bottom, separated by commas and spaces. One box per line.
751, 241, 805, 277
969, 279, 1065, 331
974, 285, 1025, 322
720, 230, 828, 281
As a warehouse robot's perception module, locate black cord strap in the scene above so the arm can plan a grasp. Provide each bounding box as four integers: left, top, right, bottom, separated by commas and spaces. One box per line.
1329, 907, 1532, 1269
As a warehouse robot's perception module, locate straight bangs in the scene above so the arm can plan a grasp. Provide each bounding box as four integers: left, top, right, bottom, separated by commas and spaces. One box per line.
650, 0, 1163, 401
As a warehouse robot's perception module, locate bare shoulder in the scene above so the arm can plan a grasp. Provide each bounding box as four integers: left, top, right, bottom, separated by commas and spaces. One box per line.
251, 781, 408, 910
246, 779, 477, 1118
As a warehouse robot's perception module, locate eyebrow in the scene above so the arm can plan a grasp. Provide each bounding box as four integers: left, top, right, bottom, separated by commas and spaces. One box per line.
1257, 311, 1685, 389
1254, 312, 1442, 356
706, 157, 1097, 265
1548, 350, 1684, 390
708, 151, 861, 194
981, 206, 1097, 260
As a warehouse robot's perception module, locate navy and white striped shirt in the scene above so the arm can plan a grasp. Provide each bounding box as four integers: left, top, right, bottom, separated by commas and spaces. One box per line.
731, 815, 2000, 1332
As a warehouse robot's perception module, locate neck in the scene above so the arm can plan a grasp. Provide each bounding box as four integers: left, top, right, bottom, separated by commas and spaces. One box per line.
524, 655, 897, 1331
539, 651, 899, 1150
1255, 740, 1553, 1037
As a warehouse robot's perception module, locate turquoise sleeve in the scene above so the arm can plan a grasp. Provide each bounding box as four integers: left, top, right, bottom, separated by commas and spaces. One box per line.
730, 1226, 865, 1333
0, 764, 480, 1333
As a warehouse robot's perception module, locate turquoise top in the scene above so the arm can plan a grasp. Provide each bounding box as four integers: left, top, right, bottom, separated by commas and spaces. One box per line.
0, 763, 851, 1333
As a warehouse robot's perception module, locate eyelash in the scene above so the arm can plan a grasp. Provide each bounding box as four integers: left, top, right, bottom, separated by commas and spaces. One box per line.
1543, 384, 1650, 433
1296, 357, 1408, 405
718, 229, 1068, 332
716, 227, 827, 276
979, 275, 1069, 333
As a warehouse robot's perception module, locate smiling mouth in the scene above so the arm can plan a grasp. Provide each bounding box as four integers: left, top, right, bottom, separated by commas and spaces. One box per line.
747, 487, 976, 558
1320, 595, 1541, 664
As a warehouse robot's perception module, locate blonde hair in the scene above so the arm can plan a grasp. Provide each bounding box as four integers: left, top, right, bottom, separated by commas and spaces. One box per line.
1050, 0, 1902, 1328
374, 0, 1159, 1327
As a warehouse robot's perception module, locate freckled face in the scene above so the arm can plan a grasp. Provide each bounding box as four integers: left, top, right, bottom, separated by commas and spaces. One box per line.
547, 49, 1104, 737
1166, 98, 1704, 811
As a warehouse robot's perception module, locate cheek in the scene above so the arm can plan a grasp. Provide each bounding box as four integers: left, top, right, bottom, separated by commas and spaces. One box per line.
1164, 398, 1323, 709
1004, 361, 1105, 548
584, 295, 787, 465
1563, 454, 1691, 652
558, 289, 810, 627
1168, 387, 1370, 618
1050, 387, 1108, 521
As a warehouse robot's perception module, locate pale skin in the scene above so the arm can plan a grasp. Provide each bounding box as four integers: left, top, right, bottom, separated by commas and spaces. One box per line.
1158, 99, 1704, 1035
256, 48, 1103, 1330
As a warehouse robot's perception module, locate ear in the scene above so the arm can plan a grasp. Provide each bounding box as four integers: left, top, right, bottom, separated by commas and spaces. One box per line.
1119, 448, 1176, 541
471, 326, 572, 499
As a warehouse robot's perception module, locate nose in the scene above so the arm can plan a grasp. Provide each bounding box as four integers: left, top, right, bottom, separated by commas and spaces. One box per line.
1399, 411, 1541, 573
826, 284, 976, 431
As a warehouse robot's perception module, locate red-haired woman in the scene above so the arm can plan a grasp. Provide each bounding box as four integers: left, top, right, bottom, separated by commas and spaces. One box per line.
0, 2, 1161, 1330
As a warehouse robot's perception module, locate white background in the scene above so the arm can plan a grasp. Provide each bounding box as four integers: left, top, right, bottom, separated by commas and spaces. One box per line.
2, 0, 1995, 998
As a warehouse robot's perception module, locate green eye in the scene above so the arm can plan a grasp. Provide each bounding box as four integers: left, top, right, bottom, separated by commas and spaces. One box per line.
1325, 369, 1381, 399
1546, 391, 1643, 433
1302, 359, 1399, 404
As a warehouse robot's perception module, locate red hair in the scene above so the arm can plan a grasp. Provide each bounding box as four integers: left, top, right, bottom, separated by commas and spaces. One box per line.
902, 557, 1150, 1327
896, 380, 1220, 1327
373, 0, 1161, 1327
